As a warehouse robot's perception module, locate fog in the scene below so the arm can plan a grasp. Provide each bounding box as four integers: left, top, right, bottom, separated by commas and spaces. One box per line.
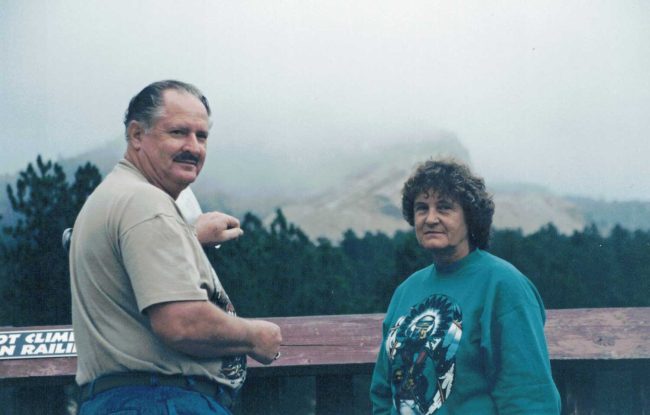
2, 1, 649, 201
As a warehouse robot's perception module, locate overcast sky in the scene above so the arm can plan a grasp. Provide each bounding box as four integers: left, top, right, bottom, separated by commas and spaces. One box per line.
2, 1, 649, 201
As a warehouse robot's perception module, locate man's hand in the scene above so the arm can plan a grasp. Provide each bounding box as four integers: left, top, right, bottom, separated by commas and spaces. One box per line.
195, 211, 243, 246
247, 320, 283, 365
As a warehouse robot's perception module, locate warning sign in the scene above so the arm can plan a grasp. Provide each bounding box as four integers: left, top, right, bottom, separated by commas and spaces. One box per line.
0, 328, 76, 360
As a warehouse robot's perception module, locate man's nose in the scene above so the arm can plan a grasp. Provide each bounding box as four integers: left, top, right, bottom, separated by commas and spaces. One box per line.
183, 134, 203, 153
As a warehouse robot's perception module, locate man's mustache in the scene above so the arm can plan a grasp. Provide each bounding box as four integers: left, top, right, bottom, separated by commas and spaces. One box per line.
173, 152, 200, 164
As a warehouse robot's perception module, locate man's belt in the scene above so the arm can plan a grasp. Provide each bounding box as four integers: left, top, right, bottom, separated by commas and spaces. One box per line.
79, 372, 233, 408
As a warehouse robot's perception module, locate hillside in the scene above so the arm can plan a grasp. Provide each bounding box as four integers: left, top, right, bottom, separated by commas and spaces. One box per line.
274, 164, 589, 242
1, 134, 649, 240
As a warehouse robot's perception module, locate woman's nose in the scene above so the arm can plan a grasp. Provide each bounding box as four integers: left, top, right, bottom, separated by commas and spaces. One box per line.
425, 211, 439, 224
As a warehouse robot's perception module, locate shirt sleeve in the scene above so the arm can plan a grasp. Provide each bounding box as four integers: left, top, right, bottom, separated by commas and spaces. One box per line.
487, 278, 561, 414
370, 317, 394, 415
121, 213, 209, 312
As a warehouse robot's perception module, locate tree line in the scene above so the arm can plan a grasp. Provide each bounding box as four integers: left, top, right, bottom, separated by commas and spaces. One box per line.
1, 157, 648, 327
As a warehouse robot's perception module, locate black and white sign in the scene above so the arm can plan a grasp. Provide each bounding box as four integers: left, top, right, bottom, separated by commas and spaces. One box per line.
0, 328, 76, 360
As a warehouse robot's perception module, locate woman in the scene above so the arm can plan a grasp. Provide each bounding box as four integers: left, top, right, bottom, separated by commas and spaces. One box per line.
370, 159, 561, 414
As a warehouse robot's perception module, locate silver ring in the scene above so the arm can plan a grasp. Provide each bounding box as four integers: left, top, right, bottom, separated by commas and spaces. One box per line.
273, 351, 281, 361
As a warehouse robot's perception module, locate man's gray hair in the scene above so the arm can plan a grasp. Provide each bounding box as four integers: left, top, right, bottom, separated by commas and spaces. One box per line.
123, 80, 211, 140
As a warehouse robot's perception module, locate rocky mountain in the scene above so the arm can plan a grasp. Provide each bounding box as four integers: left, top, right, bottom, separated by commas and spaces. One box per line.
275, 162, 590, 242
491, 185, 586, 235
1, 133, 649, 241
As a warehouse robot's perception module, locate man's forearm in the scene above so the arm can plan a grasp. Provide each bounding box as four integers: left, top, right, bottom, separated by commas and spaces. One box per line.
147, 300, 281, 363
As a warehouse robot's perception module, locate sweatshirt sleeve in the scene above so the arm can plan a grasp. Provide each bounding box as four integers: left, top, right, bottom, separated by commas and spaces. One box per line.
370, 303, 396, 415
486, 277, 561, 414
370, 333, 393, 415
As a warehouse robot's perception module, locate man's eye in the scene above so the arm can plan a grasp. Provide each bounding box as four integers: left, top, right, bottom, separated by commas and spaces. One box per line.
170, 129, 189, 136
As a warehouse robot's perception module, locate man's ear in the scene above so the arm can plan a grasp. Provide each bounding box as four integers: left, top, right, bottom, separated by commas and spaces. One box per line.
127, 121, 145, 149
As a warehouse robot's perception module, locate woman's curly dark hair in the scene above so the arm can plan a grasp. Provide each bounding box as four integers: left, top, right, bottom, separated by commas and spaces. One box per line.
401, 159, 495, 249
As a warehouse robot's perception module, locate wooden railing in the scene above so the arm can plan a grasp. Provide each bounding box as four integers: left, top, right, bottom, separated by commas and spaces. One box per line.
1, 308, 649, 414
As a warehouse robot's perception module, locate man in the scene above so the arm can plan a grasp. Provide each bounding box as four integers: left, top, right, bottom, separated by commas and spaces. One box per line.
69, 80, 282, 414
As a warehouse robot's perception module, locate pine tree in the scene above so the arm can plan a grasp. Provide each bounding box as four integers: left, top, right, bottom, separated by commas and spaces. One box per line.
0, 157, 101, 326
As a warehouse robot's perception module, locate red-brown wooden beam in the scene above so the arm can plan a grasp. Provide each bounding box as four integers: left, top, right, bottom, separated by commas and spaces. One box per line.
1, 308, 649, 386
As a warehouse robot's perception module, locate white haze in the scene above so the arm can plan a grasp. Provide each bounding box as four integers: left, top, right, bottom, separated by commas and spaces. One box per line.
1, 1, 649, 201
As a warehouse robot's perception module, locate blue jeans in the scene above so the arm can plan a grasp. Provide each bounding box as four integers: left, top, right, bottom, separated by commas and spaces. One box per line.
78, 385, 233, 415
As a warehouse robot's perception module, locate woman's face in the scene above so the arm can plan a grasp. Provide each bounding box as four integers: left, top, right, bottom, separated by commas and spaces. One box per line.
413, 190, 470, 263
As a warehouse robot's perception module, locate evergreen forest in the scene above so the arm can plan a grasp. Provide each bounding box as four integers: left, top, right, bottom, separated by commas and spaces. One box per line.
1, 157, 649, 414
1, 157, 648, 329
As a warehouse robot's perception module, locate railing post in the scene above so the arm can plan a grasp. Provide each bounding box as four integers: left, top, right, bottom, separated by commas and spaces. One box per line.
238, 376, 280, 414
632, 365, 650, 415
315, 374, 354, 415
